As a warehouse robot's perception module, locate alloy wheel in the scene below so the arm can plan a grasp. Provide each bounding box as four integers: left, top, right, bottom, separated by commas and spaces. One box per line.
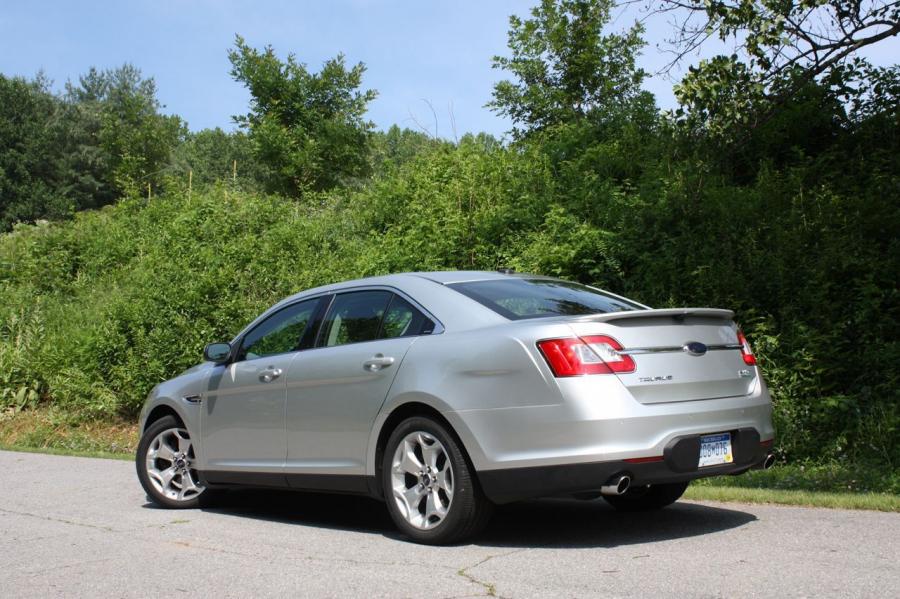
390, 431, 454, 530
144, 427, 204, 502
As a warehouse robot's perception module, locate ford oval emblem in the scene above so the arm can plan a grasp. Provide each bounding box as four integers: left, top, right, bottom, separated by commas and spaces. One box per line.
683, 341, 708, 356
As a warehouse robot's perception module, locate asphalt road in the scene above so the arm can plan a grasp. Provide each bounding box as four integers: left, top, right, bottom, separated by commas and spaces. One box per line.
1, 450, 897, 598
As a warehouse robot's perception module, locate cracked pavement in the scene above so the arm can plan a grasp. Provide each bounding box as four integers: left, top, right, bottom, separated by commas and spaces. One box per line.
1, 450, 898, 598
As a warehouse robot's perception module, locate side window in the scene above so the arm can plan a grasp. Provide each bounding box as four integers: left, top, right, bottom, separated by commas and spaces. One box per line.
239, 298, 320, 361
321, 291, 393, 347
381, 295, 435, 338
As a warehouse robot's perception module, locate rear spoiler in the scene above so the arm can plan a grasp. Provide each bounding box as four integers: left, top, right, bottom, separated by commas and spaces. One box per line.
573, 308, 735, 324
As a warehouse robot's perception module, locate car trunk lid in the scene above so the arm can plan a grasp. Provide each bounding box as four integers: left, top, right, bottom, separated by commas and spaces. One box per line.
565, 308, 755, 404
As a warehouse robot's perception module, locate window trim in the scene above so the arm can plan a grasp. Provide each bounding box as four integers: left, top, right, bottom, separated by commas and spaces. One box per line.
229, 284, 444, 362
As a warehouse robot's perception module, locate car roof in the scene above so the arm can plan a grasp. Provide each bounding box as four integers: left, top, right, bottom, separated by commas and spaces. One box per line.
409, 270, 531, 284
289, 270, 530, 299
268, 270, 537, 312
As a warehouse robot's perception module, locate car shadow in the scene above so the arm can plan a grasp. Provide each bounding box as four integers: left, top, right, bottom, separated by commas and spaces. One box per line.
195, 489, 396, 536
478, 497, 756, 548
180, 489, 756, 548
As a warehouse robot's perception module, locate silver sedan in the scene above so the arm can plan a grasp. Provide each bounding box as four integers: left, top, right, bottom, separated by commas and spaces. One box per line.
136, 271, 774, 544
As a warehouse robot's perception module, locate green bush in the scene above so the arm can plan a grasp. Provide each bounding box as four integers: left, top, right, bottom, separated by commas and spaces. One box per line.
0, 129, 897, 475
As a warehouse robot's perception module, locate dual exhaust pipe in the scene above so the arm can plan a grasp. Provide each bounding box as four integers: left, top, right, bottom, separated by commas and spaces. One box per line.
754, 453, 776, 470
600, 474, 631, 496
601, 453, 774, 496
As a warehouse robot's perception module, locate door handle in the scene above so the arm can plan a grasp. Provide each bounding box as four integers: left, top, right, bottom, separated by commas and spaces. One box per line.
363, 354, 395, 372
259, 367, 283, 383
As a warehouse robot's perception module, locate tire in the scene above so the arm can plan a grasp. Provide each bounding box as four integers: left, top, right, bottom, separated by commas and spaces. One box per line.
382, 416, 493, 544
136, 415, 208, 509
602, 481, 689, 512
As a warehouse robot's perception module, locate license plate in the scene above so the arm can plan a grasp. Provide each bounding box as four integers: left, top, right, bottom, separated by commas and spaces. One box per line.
698, 433, 733, 467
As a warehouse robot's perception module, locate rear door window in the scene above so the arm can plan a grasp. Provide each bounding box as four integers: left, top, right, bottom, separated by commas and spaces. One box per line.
318, 290, 436, 347
380, 294, 435, 338
320, 290, 393, 347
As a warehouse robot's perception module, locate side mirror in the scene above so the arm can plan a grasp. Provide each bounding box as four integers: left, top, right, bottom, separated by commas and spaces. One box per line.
203, 342, 232, 364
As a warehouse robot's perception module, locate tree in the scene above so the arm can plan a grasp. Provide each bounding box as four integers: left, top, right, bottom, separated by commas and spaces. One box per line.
370, 125, 446, 171
489, 0, 652, 138
633, 1, 900, 136
171, 128, 263, 189
0, 73, 73, 230
644, 1, 899, 85
64, 65, 185, 196
228, 35, 377, 197
0, 66, 185, 230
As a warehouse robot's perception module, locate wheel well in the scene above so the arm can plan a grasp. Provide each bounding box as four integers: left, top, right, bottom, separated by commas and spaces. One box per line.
143, 405, 184, 433
372, 402, 476, 500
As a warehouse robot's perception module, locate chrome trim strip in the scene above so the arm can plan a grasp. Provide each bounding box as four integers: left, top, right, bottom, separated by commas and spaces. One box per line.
619, 343, 742, 356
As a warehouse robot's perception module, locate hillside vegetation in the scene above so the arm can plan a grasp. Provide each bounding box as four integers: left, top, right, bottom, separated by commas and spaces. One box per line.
1, 1, 898, 490
3, 127, 898, 480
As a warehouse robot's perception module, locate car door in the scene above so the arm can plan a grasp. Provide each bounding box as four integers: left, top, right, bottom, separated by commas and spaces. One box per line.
200, 297, 323, 480
284, 289, 436, 486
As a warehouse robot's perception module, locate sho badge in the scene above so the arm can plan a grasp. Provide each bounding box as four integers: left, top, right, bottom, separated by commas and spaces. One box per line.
638, 375, 674, 383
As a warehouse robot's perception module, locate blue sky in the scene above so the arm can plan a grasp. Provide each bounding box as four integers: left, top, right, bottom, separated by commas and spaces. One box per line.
2, 1, 898, 138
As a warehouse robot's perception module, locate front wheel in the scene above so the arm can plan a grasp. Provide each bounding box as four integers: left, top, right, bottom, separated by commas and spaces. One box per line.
382, 416, 493, 544
136, 415, 206, 509
602, 481, 689, 511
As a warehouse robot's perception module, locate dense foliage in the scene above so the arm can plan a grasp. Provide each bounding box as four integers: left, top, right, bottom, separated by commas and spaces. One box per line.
0, 74, 69, 229
0, 1, 897, 480
64, 65, 185, 196
228, 35, 377, 196
0, 66, 185, 230
489, 0, 651, 137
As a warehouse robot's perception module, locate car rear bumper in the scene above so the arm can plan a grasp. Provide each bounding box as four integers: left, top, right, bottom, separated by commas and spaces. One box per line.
477, 427, 771, 504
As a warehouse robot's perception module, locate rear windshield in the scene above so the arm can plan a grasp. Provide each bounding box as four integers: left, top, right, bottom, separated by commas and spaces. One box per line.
447, 278, 642, 320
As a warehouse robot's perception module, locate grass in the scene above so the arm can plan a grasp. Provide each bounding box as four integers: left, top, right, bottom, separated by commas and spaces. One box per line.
0, 442, 132, 461
692, 461, 899, 494
684, 461, 900, 511
0, 407, 137, 456
685, 484, 900, 512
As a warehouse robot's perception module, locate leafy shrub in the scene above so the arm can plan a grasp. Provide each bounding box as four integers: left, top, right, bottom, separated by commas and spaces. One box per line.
0, 127, 897, 472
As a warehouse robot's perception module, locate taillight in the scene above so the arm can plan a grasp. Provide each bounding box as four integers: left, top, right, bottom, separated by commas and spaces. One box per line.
537, 335, 635, 377
737, 329, 756, 365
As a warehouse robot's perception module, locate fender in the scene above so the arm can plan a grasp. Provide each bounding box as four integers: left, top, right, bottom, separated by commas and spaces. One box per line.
138, 372, 209, 464
365, 391, 488, 479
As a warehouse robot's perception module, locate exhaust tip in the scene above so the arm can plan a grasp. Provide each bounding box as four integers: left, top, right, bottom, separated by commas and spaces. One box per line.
601, 474, 631, 496
751, 453, 776, 471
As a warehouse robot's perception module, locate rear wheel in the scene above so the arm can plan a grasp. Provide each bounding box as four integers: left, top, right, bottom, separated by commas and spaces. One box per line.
382, 416, 493, 544
136, 415, 206, 509
602, 481, 689, 511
